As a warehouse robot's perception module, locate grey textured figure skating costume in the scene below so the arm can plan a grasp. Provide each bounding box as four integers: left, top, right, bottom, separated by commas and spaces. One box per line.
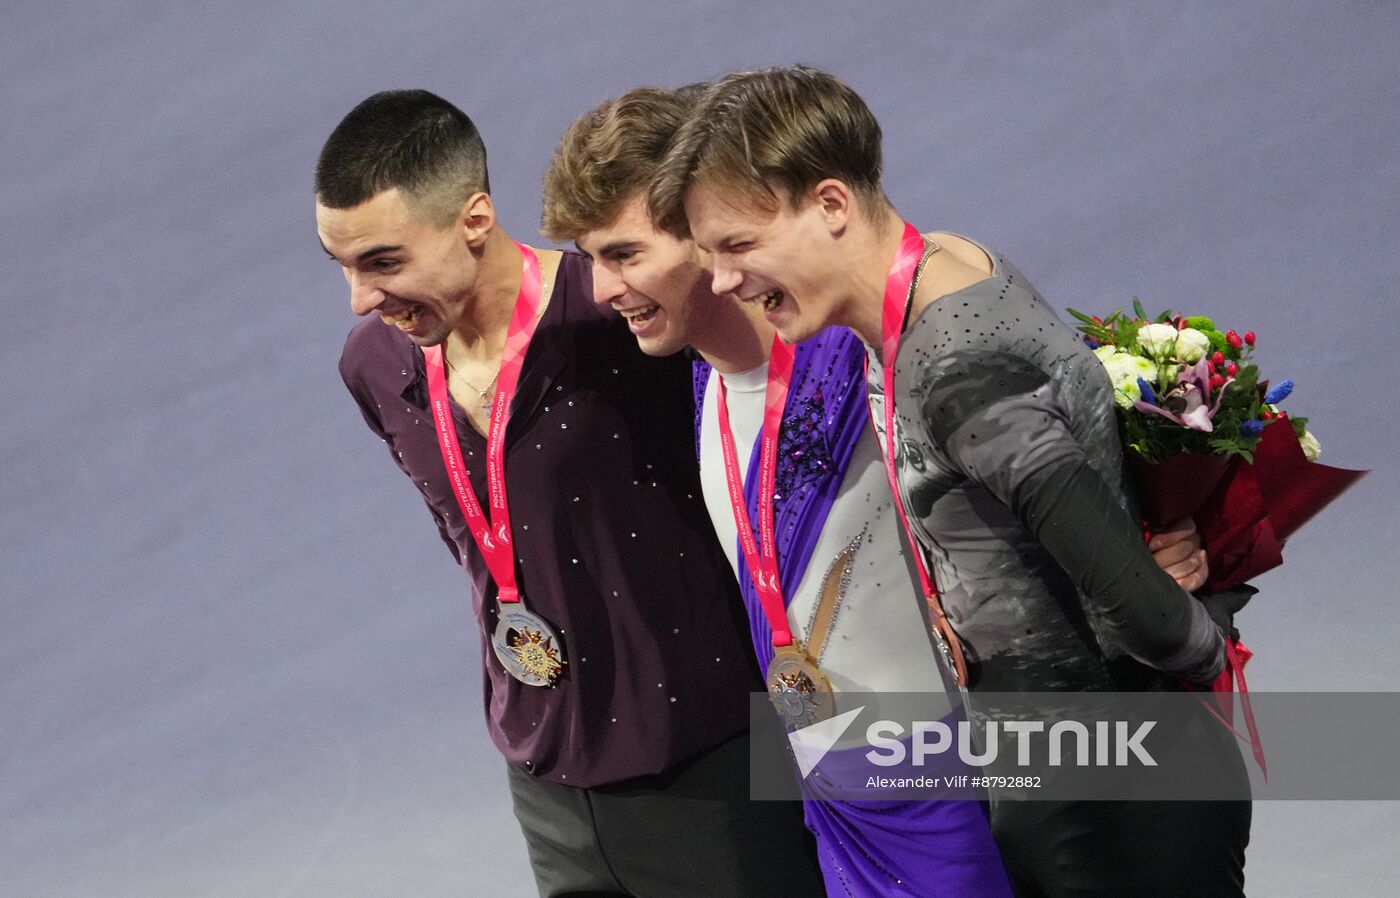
870, 243, 1250, 897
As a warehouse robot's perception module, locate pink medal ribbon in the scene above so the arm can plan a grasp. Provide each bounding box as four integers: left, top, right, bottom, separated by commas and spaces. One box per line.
865, 222, 970, 687
1186, 639, 1269, 779
423, 243, 543, 605
715, 335, 798, 648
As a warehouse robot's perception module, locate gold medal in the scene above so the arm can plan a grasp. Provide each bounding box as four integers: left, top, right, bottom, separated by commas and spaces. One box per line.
765, 643, 834, 729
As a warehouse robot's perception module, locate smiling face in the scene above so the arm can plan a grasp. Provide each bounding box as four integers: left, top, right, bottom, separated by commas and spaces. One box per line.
316, 187, 478, 347
576, 194, 721, 358
683, 182, 844, 345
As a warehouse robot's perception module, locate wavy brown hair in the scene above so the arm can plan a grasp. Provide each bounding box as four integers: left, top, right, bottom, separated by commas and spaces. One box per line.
541, 83, 707, 242
647, 66, 889, 238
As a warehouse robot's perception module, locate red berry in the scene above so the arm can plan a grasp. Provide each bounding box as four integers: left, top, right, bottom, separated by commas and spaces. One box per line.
1212, 351, 1225, 366
1210, 373, 1225, 389
1226, 362, 1238, 376
1261, 408, 1275, 420
1226, 333, 1243, 349
1244, 331, 1256, 346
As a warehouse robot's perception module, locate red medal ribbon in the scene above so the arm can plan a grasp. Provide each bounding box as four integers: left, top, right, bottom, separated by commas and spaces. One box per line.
423, 243, 544, 605
715, 335, 797, 647
865, 222, 969, 686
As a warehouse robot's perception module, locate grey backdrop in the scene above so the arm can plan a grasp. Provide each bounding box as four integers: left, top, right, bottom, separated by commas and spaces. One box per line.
3, 1, 1396, 895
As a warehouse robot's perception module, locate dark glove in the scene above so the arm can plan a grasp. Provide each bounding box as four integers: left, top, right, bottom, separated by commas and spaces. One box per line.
1194, 585, 1257, 642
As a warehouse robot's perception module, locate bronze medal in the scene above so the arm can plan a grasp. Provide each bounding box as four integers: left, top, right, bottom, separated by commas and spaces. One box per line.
765, 642, 834, 729
493, 602, 566, 687
764, 541, 852, 730
928, 609, 969, 690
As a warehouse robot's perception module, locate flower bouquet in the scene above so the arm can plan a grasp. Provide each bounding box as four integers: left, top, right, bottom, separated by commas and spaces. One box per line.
1068, 300, 1365, 775
1068, 299, 1364, 589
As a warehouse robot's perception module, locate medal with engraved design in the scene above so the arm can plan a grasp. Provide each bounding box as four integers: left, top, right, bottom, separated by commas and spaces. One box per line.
766, 643, 834, 730
425, 244, 565, 687
762, 538, 854, 729
493, 600, 566, 687
718, 336, 839, 730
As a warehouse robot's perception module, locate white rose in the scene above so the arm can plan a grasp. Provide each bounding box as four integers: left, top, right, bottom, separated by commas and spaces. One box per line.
1101, 352, 1157, 408
1137, 323, 1180, 360
1298, 429, 1322, 462
1175, 328, 1211, 363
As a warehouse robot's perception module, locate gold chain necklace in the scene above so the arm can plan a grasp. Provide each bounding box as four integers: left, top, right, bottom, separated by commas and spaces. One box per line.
902, 238, 942, 329
444, 355, 499, 411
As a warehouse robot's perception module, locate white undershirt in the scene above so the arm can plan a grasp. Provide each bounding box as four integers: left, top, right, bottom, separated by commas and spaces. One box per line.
698, 362, 946, 694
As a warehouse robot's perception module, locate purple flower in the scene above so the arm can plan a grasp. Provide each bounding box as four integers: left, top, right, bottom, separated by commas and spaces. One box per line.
1136, 377, 1157, 406
1241, 420, 1265, 437
1264, 380, 1294, 405
1132, 360, 1231, 432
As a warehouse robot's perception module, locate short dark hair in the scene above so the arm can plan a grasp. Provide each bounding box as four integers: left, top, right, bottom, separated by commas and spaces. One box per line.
540, 83, 707, 242
649, 66, 888, 237
315, 89, 490, 227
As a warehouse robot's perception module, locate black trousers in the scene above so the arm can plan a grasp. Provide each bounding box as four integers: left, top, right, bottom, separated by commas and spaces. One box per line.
506, 732, 825, 897
989, 712, 1251, 898
992, 798, 1251, 898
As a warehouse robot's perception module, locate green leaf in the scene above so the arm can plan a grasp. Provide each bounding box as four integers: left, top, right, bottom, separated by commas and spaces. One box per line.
1206, 435, 1257, 463
1118, 318, 1140, 350
1215, 363, 1261, 419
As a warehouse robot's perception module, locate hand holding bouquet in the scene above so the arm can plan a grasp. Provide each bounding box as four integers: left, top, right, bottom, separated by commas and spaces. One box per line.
1068, 300, 1363, 774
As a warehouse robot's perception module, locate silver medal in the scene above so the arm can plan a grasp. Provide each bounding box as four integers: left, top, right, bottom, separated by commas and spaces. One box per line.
492, 602, 566, 686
